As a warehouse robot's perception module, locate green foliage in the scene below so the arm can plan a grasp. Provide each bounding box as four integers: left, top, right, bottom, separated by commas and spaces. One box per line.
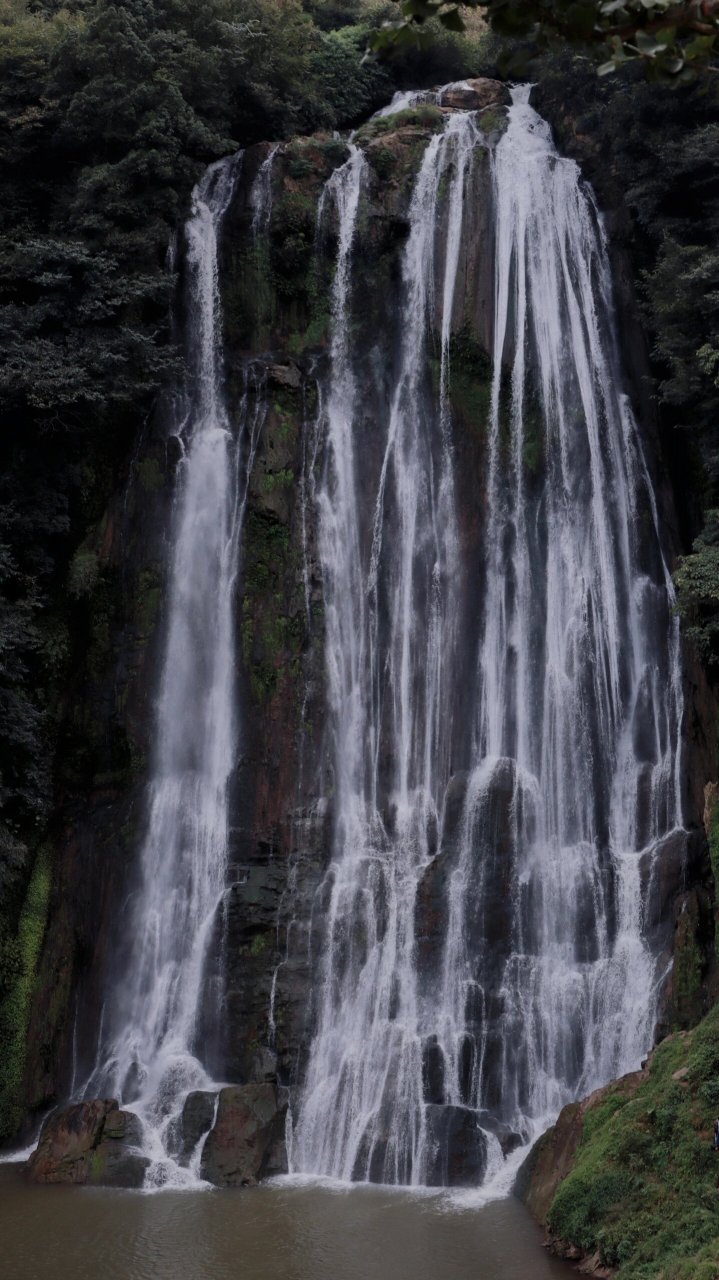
672, 894, 705, 1027
708, 800, 719, 954
241, 509, 296, 703
675, 512, 719, 662
249, 930, 270, 956
271, 191, 318, 288
368, 0, 719, 80
650, 236, 719, 430
547, 1007, 719, 1278
311, 23, 394, 124
259, 468, 294, 496
67, 547, 100, 599
355, 100, 445, 140
0, 843, 50, 1140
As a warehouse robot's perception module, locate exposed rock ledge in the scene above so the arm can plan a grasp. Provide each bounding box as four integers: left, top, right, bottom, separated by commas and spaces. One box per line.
23, 1082, 287, 1189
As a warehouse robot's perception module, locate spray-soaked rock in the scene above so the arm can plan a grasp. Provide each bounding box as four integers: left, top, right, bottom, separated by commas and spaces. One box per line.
87, 1108, 148, 1188
178, 1089, 216, 1163
200, 1082, 287, 1187
423, 1103, 489, 1186
24, 1099, 148, 1187
439, 78, 511, 113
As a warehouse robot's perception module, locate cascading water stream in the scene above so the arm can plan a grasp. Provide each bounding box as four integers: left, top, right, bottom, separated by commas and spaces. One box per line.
292, 87, 684, 1187
292, 113, 478, 1185
438, 86, 684, 1142
83, 154, 259, 1187
251, 145, 279, 238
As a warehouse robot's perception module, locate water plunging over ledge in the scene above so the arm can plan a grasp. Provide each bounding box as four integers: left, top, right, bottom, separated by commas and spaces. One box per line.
81, 154, 262, 1187
33, 80, 686, 1197
290, 85, 684, 1186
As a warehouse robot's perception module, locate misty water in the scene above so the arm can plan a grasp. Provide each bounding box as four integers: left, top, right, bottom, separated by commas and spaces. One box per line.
0, 1166, 572, 1280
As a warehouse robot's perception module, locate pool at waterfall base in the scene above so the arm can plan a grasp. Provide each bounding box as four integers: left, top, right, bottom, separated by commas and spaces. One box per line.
0, 1165, 573, 1280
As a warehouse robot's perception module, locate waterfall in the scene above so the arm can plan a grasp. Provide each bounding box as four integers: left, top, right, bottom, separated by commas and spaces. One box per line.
292, 114, 477, 1185
439, 87, 684, 1142
251, 145, 279, 238
84, 154, 252, 1186
292, 88, 684, 1186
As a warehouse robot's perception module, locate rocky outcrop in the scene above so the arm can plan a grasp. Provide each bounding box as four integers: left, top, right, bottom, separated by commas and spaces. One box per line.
200, 1083, 287, 1187
24, 1099, 148, 1187
514, 1020, 719, 1278
516, 1065, 648, 1223
439, 78, 510, 112
176, 1089, 216, 1164
424, 1103, 490, 1186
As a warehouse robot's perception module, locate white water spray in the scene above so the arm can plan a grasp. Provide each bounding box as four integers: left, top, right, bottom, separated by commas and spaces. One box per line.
292, 88, 684, 1186
84, 155, 257, 1186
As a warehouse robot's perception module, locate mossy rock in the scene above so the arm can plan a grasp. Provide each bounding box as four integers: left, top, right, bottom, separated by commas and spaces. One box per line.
0, 844, 51, 1141
354, 103, 444, 145
531, 1008, 719, 1279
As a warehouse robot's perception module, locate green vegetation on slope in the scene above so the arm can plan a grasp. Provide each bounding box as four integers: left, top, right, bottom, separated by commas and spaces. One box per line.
0, 844, 51, 1138
547, 1005, 719, 1279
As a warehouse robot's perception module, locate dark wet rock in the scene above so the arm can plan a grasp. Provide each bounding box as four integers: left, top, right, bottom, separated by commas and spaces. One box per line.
268, 362, 301, 389
250, 1045, 278, 1082
463, 758, 518, 958
641, 827, 689, 929
25, 1099, 117, 1184
424, 1103, 489, 1186
442, 771, 470, 846
476, 1110, 523, 1157
179, 1090, 216, 1163
89, 1108, 149, 1188
200, 1083, 287, 1187
415, 849, 451, 981
439, 78, 510, 113
422, 1035, 446, 1105
514, 1099, 586, 1223
24, 1100, 148, 1188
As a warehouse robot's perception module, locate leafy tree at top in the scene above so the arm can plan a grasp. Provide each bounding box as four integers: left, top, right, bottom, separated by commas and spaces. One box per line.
369, 0, 719, 79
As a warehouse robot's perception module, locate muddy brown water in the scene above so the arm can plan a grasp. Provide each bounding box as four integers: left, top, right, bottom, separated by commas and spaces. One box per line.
0, 1165, 573, 1280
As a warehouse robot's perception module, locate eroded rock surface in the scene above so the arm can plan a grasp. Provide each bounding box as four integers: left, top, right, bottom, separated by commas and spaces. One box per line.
200, 1082, 287, 1187
25, 1099, 148, 1187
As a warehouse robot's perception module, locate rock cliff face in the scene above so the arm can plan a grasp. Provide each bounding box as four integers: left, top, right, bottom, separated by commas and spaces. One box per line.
7, 78, 718, 1189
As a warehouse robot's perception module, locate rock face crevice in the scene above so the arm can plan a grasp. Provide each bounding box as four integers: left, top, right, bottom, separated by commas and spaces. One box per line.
12, 79, 717, 1192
